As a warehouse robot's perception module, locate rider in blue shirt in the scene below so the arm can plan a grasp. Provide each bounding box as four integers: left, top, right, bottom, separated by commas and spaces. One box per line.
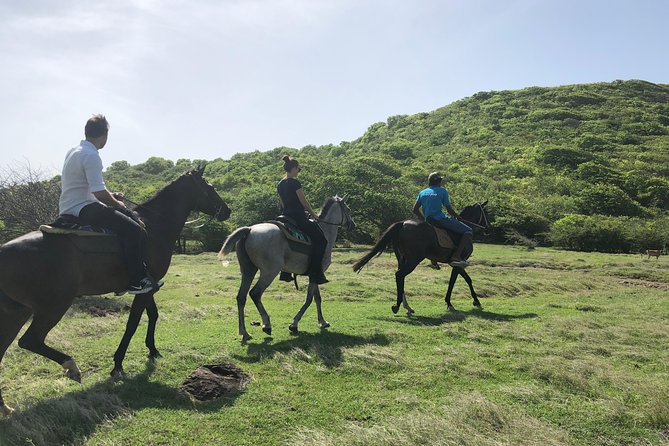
413, 172, 473, 267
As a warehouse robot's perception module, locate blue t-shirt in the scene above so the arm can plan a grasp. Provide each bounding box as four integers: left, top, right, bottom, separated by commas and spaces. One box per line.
416, 186, 451, 220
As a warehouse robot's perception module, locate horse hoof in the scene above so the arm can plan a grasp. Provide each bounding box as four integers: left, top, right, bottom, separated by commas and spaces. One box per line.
288, 324, 298, 333
241, 333, 252, 342
1, 404, 14, 416
319, 321, 331, 329
391, 305, 399, 314
473, 302, 482, 309
110, 367, 126, 379
62, 359, 82, 383
406, 308, 415, 315
262, 325, 272, 335
148, 350, 163, 361
447, 305, 456, 312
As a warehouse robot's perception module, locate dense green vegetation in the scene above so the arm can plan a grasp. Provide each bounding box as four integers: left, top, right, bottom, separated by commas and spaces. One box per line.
2, 80, 668, 251
0, 247, 667, 445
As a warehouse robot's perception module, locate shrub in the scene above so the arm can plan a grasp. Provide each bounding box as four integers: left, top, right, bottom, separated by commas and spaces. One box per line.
549, 214, 669, 253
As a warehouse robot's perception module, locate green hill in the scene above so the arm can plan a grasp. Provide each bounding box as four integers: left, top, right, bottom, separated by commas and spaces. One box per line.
4, 80, 667, 252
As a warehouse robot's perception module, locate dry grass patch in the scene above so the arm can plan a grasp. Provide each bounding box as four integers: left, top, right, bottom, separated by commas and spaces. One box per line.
290, 393, 571, 446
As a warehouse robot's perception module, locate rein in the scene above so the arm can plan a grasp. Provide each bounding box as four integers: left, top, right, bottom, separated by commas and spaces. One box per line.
123, 198, 224, 229
318, 201, 349, 227
459, 203, 490, 230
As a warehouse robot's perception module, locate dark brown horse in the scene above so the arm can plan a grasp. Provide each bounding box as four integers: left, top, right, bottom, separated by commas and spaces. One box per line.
352, 202, 490, 314
0, 167, 230, 415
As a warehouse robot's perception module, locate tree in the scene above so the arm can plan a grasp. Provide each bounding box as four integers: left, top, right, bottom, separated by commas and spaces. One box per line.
575, 184, 644, 217
0, 164, 60, 242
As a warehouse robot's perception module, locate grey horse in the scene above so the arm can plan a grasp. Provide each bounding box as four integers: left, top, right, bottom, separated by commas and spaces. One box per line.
218, 196, 355, 342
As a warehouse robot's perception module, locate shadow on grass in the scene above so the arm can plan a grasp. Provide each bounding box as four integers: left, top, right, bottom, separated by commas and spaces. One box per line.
232, 331, 390, 368
0, 361, 241, 446
372, 308, 539, 326
68, 294, 130, 317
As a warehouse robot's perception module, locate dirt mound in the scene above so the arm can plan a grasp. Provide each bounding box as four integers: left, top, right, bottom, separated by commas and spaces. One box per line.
180, 363, 250, 401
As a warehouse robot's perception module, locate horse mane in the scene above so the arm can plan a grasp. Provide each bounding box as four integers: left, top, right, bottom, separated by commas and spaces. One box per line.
134, 172, 192, 213
319, 197, 337, 219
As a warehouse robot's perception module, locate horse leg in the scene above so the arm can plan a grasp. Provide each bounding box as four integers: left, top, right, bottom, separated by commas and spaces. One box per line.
393, 259, 420, 315
144, 293, 162, 360
459, 268, 482, 308
236, 268, 256, 342
17, 298, 81, 382
0, 293, 32, 416
289, 283, 315, 334
248, 269, 279, 336
312, 285, 330, 329
445, 267, 459, 311
111, 293, 149, 377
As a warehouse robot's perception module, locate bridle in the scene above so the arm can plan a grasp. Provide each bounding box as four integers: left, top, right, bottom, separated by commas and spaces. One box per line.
318, 200, 353, 228
458, 202, 490, 230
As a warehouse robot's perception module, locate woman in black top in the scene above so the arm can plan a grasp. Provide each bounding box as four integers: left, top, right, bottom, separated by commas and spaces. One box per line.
277, 155, 328, 284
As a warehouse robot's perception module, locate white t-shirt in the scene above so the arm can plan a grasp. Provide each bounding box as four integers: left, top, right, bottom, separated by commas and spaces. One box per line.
59, 140, 106, 216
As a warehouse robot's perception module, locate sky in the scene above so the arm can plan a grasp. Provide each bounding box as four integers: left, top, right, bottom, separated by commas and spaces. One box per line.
0, 0, 667, 175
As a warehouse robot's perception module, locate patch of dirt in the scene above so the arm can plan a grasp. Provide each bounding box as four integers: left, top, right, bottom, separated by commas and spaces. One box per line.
180, 363, 250, 401
619, 279, 669, 291
87, 306, 121, 317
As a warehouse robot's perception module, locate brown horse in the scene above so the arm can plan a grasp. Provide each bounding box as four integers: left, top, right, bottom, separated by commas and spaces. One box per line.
0, 167, 230, 415
352, 202, 490, 314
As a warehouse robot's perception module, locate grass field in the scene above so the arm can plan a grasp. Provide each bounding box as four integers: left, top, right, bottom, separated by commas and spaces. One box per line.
1, 244, 668, 445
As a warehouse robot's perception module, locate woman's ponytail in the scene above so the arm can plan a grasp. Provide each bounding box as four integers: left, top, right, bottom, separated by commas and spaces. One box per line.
282, 155, 299, 172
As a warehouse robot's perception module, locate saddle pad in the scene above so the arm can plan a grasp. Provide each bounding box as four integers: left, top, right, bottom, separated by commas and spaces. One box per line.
434, 227, 455, 249
268, 221, 311, 256
268, 221, 311, 245
39, 225, 116, 237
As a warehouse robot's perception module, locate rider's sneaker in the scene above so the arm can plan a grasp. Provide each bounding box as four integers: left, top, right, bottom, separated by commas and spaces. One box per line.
128, 277, 157, 294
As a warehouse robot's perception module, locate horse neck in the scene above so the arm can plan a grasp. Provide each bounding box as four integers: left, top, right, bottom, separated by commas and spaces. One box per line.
461, 206, 480, 225
318, 206, 341, 259
136, 181, 195, 247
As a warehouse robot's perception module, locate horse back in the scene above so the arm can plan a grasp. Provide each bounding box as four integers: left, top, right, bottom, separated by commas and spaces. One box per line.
397, 220, 473, 263
244, 223, 309, 274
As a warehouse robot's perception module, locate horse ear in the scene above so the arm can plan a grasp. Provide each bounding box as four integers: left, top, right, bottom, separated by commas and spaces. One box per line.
482, 200, 488, 207
196, 165, 205, 177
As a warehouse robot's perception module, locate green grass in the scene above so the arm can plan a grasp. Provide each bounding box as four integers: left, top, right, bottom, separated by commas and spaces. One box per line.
1, 245, 668, 445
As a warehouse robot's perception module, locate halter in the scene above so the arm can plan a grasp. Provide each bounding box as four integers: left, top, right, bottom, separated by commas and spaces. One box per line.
458, 202, 490, 230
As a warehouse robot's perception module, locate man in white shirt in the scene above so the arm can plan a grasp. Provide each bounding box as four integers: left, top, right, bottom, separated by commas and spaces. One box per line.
59, 114, 156, 294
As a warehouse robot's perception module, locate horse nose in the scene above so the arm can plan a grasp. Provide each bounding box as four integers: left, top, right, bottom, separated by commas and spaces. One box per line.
219, 207, 232, 221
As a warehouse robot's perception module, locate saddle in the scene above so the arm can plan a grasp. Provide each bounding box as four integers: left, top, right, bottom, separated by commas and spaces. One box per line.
268, 215, 312, 255
427, 223, 456, 249
39, 215, 121, 254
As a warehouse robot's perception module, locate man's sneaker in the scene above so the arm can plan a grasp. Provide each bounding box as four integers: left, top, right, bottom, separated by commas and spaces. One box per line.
128, 277, 156, 294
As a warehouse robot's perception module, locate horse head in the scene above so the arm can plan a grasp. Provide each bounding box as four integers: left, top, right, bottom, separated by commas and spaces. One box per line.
186, 166, 231, 221
320, 195, 356, 231
459, 200, 490, 231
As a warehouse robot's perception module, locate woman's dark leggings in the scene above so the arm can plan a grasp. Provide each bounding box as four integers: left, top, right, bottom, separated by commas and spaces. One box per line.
293, 214, 327, 277
78, 202, 148, 283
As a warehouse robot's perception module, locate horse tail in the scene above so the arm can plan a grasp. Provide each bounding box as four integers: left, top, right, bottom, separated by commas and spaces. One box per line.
352, 221, 404, 273
218, 227, 251, 260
